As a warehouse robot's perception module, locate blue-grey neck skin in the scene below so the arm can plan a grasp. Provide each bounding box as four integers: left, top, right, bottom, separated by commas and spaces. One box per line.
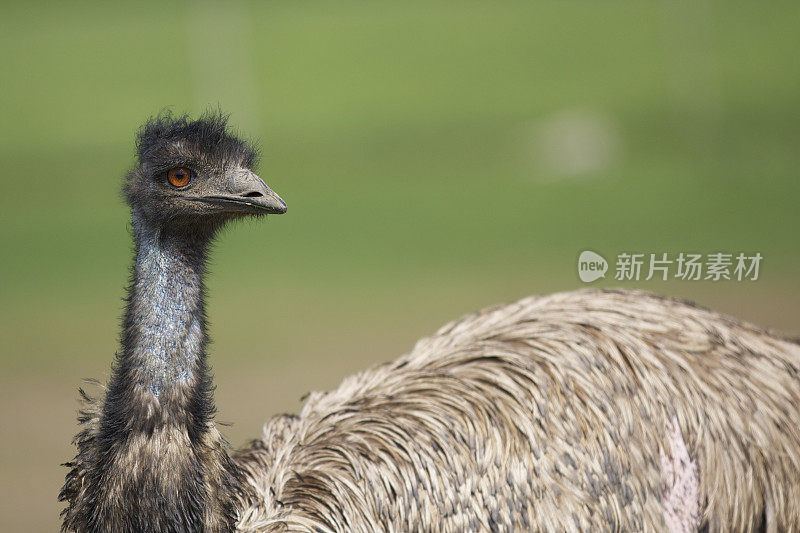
127, 210, 207, 398
100, 208, 218, 442
60, 210, 245, 532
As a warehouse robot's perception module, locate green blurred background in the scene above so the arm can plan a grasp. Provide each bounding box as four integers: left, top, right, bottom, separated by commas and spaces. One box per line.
1, 1, 798, 530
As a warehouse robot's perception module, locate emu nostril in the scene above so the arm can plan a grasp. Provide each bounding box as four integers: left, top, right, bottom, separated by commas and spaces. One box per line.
243, 191, 263, 198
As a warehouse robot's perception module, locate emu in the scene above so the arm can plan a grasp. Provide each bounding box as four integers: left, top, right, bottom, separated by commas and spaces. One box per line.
61, 113, 800, 532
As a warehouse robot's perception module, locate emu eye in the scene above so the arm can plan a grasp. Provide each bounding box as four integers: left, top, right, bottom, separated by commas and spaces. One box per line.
167, 167, 192, 188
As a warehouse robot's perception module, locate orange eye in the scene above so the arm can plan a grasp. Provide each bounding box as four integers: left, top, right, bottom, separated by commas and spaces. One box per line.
167, 167, 192, 188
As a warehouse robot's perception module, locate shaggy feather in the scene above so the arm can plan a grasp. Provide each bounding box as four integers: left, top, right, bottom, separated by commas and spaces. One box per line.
235, 289, 800, 532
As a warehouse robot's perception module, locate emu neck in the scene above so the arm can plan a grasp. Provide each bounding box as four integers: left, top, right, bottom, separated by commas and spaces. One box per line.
74, 214, 244, 531
124, 218, 209, 400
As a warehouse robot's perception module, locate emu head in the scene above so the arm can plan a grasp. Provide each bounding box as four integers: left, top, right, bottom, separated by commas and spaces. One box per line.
123, 112, 286, 234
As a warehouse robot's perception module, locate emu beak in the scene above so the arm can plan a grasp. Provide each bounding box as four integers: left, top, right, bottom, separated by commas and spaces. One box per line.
189, 168, 287, 214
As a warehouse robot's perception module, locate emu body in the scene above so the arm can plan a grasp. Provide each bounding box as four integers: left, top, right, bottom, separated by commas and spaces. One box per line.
234, 290, 800, 532
61, 114, 800, 532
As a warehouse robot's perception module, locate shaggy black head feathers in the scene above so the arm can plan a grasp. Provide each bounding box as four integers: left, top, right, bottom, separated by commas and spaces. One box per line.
135, 111, 259, 172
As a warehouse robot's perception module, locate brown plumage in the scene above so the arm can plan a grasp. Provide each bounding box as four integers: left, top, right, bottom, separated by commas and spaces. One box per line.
61, 114, 800, 532
232, 289, 800, 532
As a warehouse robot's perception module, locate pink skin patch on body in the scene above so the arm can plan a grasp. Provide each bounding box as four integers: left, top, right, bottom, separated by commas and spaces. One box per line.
659, 417, 700, 533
